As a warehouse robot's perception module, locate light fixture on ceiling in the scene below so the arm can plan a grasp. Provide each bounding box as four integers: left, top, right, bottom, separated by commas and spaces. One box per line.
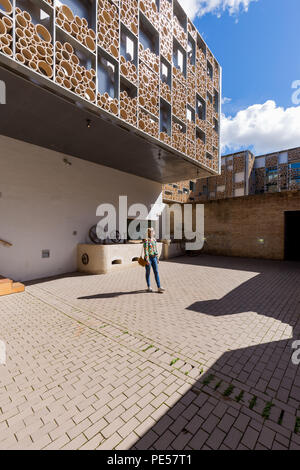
86, 119, 92, 128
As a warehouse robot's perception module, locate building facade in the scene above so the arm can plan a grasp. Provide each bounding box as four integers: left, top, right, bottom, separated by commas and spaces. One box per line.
0, 0, 221, 281
0, 0, 221, 181
163, 146, 300, 203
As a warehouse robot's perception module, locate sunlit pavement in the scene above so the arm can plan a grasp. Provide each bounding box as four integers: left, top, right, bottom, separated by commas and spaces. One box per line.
0, 255, 299, 450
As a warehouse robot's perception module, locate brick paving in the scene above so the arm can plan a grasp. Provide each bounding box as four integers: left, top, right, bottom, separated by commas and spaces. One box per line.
0, 255, 299, 450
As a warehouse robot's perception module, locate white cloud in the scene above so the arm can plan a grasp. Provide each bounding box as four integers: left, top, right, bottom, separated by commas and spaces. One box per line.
178, 0, 258, 19
221, 100, 300, 155
221, 97, 232, 104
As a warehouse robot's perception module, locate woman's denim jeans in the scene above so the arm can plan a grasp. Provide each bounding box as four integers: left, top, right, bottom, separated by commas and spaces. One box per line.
145, 256, 161, 288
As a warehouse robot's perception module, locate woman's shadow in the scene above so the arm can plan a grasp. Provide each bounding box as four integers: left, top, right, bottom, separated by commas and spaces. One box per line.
78, 290, 147, 300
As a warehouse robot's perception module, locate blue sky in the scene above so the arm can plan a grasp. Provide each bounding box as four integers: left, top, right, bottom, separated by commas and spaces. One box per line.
179, 0, 300, 155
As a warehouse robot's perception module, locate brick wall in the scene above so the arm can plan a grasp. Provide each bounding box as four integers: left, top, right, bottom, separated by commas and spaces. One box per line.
196, 191, 300, 260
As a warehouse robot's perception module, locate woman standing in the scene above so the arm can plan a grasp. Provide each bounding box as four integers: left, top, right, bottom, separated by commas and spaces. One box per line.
144, 228, 165, 293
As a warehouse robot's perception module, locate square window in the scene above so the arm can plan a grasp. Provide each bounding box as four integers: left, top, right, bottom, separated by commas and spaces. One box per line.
126, 36, 134, 61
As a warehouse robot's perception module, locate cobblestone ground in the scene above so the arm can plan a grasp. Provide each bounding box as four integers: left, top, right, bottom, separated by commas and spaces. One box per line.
0, 255, 299, 450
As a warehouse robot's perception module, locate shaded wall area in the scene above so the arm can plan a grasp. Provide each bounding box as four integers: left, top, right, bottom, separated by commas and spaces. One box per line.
198, 191, 300, 260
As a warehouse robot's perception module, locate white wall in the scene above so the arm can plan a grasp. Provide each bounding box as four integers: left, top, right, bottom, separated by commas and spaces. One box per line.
0, 135, 163, 281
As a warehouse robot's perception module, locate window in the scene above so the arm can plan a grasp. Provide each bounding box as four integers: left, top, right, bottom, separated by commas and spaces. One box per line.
196, 128, 205, 144
98, 53, 118, 98
217, 185, 225, 192
161, 63, 168, 81
289, 162, 300, 188
186, 105, 195, 123
207, 61, 213, 80
187, 37, 195, 65
266, 167, 278, 183
266, 167, 278, 192
255, 157, 266, 168
196, 96, 206, 121
279, 152, 288, 164
289, 162, 300, 170
189, 181, 196, 192
177, 49, 184, 72
213, 118, 219, 133
139, 15, 159, 54
234, 188, 244, 197
234, 171, 244, 183
160, 99, 171, 135
173, 40, 186, 77
126, 36, 134, 62
214, 90, 219, 113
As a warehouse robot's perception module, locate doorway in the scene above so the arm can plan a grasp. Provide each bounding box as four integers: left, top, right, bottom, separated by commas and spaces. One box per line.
285, 211, 300, 260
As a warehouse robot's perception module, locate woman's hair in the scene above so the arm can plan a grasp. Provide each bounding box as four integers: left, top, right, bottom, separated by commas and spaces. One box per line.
147, 227, 155, 238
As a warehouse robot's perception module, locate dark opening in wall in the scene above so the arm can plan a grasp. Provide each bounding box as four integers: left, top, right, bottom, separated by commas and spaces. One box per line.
207, 61, 213, 80
56, 27, 95, 70
120, 77, 137, 99
213, 118, 219, 133
173, 39, 186, 77
187, 35, 195, 66
120, 24, 138, 66
173, 116, 186, 134
214, 58, 219, 74
187, 104, 195, 123
173, 0, 187, 32
160, 99, 171, 136
197, 34, 206, 56
196, 128, 206, 144
190, 181, 196, 192
196, 95, 206, 120
97, 49, 118, 98
139, 13, 159, 55
160, 57, 171, 87
53, 0, 95, 29
214, 90, 219, 113
17, 0, 53, 30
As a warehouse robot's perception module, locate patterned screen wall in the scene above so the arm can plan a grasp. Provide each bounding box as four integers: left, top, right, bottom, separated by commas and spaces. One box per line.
0, 0, 221, 174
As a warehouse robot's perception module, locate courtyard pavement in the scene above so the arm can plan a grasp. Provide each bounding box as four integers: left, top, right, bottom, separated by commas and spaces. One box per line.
0, 255, 299, 450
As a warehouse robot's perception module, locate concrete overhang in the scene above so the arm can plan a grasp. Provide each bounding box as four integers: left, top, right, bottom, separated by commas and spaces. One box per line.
0, 59, 213, 184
